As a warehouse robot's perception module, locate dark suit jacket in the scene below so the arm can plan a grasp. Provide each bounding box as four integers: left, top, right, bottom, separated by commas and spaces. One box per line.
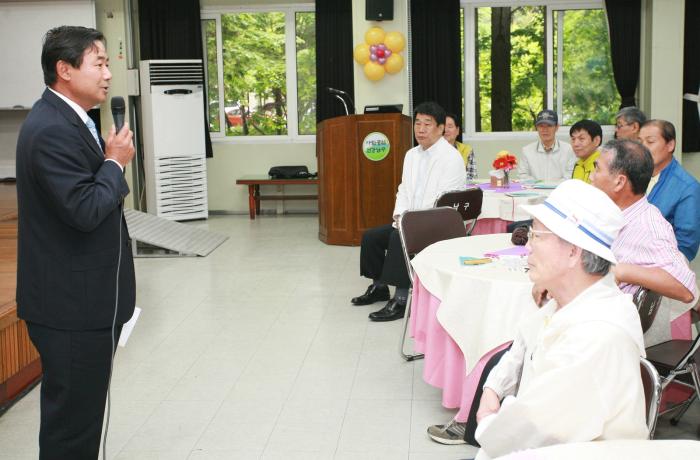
16, 89, 136, 330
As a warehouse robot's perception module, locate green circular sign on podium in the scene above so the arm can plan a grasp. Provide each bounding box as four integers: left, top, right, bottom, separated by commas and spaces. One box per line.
362, 132, 391, 161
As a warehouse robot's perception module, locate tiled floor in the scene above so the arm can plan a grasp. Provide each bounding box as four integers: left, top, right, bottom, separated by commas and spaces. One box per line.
0, 214, 697, 459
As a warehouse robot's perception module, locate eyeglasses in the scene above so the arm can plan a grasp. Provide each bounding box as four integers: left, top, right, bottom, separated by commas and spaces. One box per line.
615, 122, 631, 129
527, 228, 554, 242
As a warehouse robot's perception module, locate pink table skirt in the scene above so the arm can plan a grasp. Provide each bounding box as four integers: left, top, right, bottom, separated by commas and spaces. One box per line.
472, 217, 510, 235
410, 277, 510, 420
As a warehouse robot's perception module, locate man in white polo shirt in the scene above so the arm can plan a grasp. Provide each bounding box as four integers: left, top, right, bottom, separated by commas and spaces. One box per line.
518, 109, 576, 183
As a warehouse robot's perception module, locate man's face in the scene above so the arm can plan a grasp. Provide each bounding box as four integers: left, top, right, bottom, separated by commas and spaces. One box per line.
614, 117, 638, 140
590, 149, 618, 199
639, 125, 675, 171
443, 116, 459, 145
570, 129, 600, 160
526, 218, 571, 288
414, 113, 444, 150
536, 123, 557, 145
63, 41, 111, 110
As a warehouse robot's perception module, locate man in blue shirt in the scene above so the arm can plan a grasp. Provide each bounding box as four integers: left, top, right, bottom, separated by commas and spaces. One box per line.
639, 119, 700, 261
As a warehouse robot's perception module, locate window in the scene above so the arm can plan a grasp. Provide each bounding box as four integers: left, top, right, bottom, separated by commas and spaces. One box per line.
202, 5, 316, 140
462, 1, 618, 134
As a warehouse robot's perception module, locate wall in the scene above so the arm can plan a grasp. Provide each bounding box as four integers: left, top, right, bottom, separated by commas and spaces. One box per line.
351, 0, 410, 115
96, 0, 134, 207
0, 111, 26, 178
99, 0, 697, 214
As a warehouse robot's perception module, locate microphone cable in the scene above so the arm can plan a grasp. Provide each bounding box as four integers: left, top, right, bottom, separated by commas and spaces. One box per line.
102, 200, 124, 460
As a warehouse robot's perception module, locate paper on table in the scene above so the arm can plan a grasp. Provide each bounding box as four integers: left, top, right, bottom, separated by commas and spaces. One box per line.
483, 246, 529, 258
505, 191, 540, 197
460, 256, 492, 266
118, 306, 141, 347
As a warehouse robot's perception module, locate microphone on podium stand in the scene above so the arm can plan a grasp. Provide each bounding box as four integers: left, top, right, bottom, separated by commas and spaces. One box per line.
326, 87, 355, 115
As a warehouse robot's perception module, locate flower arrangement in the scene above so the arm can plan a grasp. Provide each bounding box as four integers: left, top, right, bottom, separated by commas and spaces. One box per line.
491, 150, 518, 187
492, 150, 518, 171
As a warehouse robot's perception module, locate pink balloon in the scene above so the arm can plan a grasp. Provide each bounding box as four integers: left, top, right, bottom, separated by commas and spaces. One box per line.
370, 53, 377, 61
385, 49, 392, 57
370, 45, 377, 53
378, 43, 386, 50
378, 57, 387, 65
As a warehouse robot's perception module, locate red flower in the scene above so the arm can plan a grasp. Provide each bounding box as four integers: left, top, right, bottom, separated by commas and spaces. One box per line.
493, 153, 518, 171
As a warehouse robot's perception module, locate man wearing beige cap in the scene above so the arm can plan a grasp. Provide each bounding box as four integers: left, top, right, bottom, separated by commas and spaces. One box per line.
472, 180, 648, 459
518, 109, 576, 182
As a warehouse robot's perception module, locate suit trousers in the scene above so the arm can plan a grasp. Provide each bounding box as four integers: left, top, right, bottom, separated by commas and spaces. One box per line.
27, 322, 122, 460
360, 223, 410, 289
463, 344, 512, 447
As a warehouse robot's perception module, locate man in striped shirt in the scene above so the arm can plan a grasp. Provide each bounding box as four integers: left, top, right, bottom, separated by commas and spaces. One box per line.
589, 139, 696, 306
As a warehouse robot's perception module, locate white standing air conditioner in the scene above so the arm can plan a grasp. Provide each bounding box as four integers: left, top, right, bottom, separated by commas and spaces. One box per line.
139, 59, 208, 220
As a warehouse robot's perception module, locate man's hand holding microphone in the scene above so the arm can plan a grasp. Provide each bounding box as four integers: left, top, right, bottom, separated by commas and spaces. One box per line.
105, 96, 135, 170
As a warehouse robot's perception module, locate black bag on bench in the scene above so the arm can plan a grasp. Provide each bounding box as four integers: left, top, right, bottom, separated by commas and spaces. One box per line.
268, 165, 317, 179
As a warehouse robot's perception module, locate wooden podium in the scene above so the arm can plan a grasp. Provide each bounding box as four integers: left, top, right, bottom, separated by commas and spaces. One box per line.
317, 113, 413, 245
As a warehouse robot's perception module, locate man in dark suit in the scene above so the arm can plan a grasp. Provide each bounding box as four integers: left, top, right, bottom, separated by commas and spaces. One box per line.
15, 26, 135, 459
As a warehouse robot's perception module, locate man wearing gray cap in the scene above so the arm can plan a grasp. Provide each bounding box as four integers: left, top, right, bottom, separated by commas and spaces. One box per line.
518, 109, 576, 182
472, 180, 647, 459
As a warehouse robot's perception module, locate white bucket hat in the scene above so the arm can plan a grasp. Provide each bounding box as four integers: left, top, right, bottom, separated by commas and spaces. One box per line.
520, 180, 623, 264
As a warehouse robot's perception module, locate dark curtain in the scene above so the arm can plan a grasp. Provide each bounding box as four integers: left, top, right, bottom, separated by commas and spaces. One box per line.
604, 0, 642, 109
138, 0, 213, 157
682, 0, 700, 152
410, 0, 462, 125
315, 0, 355, 123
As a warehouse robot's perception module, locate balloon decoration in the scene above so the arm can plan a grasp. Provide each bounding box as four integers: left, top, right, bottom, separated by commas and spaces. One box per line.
353, 27, 406, 81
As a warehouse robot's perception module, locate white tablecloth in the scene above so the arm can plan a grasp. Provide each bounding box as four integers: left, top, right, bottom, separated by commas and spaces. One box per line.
411, 233, 539, 372
478, 189, 549, 222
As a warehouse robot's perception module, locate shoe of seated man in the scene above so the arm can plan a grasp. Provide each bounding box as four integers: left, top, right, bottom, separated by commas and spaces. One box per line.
427, 419, 467, 445
351, 284, 390, 306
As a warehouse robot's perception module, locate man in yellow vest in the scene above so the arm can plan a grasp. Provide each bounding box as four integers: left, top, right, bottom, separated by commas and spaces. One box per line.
570, 119, 602, 184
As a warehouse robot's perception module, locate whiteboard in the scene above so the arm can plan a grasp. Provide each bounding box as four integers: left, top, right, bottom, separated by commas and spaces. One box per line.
0, 1, 96, 109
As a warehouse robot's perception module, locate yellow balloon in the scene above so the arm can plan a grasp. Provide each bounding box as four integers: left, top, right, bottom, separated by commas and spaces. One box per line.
364, 27, 386, 46
384, 31, 405, 53
353, 43, 370, 65
364, 61, 385, 81
384, 53, 404, 74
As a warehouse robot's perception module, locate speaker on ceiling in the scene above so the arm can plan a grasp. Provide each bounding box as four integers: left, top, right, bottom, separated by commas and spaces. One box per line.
366, 0, 393, 21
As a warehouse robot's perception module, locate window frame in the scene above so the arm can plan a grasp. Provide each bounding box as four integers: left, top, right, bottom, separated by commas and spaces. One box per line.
461, 0, 616, 140
201, 3, 315, 144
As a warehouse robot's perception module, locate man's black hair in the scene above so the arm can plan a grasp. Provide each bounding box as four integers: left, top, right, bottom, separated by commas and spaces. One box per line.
414, 101, 446, 126
569, 119, 602, 147
603, 139, 653, 196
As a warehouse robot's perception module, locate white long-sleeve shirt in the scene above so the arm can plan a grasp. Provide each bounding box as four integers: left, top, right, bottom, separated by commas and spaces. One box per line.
475, 274, 648, 460
393, 136, 466, 217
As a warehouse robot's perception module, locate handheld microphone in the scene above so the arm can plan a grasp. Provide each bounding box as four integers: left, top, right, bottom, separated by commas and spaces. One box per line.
111, 96, 126, 133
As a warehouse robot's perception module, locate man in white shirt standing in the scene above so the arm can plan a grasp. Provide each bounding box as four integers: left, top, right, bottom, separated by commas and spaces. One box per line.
473, 180, 648, 459
518, 109, 576, 182
351, 101, 466, 322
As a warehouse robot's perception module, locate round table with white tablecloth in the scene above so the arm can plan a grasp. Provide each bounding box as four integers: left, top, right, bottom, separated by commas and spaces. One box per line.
471, 183, 553, 234
411, 233, 538, 372
407, 233, 537, 415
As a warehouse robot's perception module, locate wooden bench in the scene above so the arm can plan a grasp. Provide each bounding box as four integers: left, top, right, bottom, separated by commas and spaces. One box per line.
236, 175, 319, 220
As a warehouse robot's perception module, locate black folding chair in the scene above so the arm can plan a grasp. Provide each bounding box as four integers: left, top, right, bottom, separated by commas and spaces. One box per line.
640, 357, 662, 438
434, 188, 483, 235
397, 207, 467, 361
644, 329, 700, 431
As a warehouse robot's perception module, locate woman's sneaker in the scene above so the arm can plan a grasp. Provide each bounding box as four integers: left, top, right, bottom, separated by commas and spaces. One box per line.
426, 419, 467, 445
